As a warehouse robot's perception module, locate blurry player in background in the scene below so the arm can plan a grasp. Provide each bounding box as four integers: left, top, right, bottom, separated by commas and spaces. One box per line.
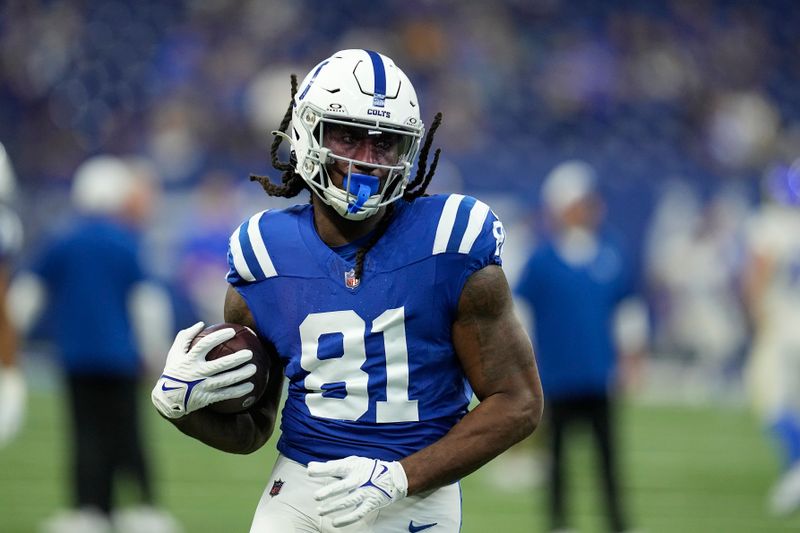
151, 49, 543, 532
0, 142, 25, 447
645, 184, 749, 398
515, 161, 647, 533
12, 156, 178, 533
743, 160, 800, 516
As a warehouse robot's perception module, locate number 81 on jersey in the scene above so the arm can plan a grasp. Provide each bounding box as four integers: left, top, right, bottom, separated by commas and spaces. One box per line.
299, 307, 419, 423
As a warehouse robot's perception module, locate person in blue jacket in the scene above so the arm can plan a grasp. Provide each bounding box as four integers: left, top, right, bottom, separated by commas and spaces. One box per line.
25, 155, 178, 533
516, 160, 646, 533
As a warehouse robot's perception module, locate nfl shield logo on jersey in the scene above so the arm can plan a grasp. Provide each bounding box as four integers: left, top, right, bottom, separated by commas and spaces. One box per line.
345, 269, 360, 289
269, 479, 284, 497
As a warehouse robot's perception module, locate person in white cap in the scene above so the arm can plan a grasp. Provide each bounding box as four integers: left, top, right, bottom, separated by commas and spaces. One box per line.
515, 160, 647, 533
13, 155, 179, 533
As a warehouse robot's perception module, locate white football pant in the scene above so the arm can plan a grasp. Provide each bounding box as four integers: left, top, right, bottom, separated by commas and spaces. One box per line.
249, 454, 461, 533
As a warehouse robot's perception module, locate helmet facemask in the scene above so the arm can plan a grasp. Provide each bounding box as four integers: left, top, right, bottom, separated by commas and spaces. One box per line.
287, 49, 426, 220
293, 103, 423, 220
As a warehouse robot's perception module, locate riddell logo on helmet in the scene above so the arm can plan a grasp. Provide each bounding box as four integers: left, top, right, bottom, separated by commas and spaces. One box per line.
368, 109, 391, 118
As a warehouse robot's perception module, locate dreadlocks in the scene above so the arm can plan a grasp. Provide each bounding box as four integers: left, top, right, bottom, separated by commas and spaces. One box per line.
403, 112, 442, 202
250, 76, 444, 281
249, 74, 305, 198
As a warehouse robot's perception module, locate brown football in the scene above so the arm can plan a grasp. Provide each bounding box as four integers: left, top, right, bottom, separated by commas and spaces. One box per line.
190, 323, 270, 414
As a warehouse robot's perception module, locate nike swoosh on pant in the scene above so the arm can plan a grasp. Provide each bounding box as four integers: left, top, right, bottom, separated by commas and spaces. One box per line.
408, 521, 438, 532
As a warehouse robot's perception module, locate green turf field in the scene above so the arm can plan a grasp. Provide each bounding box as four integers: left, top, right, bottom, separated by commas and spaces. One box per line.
2, 391, 800, 532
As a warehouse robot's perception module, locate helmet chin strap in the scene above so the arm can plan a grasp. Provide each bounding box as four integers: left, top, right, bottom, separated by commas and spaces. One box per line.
345, 173, 380, 215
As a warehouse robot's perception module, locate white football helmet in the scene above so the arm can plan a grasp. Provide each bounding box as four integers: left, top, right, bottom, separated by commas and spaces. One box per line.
287, 49, 425, 220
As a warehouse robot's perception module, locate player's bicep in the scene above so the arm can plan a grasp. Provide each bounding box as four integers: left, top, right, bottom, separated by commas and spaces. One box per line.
224, 285, 258, 330
452, 265, 541, 402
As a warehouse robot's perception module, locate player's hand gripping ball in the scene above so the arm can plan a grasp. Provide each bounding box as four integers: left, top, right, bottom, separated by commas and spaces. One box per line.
191, 323, 270, 414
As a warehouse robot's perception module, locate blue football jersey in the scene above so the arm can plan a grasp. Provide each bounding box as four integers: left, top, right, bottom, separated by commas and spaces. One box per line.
226, 194, 505, 464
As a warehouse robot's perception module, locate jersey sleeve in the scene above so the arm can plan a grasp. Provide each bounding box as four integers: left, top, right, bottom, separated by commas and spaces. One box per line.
431, 194, 505, 271
464, 204, 504, 275
226, 210, 278, 286
430, 195, 506, 308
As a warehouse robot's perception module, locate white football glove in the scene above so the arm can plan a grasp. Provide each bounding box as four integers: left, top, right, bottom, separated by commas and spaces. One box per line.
151, 322, 256, 419
0, 367, 26, 446
308, 456, 408, 528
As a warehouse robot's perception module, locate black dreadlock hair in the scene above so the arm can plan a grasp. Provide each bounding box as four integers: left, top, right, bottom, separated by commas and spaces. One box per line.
250, 75, 444, 281
249, 74, 304, 198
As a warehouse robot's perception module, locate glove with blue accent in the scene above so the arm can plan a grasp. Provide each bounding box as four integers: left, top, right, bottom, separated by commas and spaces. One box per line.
151, 322, 256, 419
308, 455, 408, 527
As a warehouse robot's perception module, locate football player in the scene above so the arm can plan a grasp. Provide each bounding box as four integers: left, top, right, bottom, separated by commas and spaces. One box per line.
0, 142, 24, 447
152, 49, 543, 532
743, 162, 800, 516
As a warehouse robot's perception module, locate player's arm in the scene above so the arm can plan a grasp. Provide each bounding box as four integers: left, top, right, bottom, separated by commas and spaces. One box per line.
0, 263, 26, 446
221, 286, 284, 444
400, 264, 543, 495
0, 265, 17, 368
157, 287, 284, 454
742, 249, 774, 329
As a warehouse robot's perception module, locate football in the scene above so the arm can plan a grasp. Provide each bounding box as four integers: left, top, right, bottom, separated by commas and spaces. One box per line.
191, 323, 270, 414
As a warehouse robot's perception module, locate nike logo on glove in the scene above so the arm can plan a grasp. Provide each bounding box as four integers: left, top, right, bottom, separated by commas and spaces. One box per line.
408, 521, 437, 532
161, 382, 182, 392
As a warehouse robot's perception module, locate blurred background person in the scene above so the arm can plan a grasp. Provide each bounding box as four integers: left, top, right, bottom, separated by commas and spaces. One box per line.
645, 182, 750, 401
0, 142, 25, 447
742, 160, 800, 516
515, 160, 647, 533
9, 155, 178, 533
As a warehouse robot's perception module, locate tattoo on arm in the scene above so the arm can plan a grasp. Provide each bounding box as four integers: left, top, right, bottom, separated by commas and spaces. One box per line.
454, 265, 536, 392
401, 266, 542, 495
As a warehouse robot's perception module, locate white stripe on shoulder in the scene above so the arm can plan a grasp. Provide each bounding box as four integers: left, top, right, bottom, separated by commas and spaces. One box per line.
458, 200, 491, 254
229, 225, 255, 282
432, 194, 465, 255
246, 210, 277, 278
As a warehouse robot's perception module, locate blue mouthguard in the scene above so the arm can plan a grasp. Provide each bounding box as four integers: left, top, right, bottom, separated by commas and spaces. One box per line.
346, 173, 380, 214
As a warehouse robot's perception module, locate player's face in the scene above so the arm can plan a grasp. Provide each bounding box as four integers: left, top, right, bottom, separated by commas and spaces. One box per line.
323, 124, 403, 186
558, 196, 604, 230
